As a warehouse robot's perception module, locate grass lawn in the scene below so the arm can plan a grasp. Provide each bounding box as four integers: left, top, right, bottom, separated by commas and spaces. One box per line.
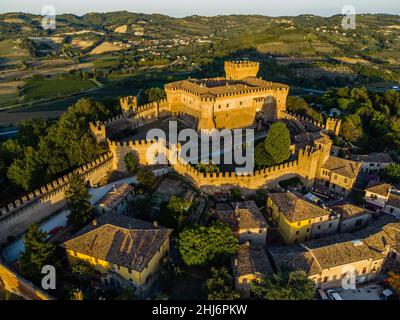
22, 79, 97, 101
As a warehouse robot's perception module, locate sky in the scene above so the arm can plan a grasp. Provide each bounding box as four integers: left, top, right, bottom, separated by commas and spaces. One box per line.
1, 0, 399, 17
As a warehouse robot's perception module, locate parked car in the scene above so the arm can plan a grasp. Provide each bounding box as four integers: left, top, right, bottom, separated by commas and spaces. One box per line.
48, 226, 64, 236
326, 289, 343, 300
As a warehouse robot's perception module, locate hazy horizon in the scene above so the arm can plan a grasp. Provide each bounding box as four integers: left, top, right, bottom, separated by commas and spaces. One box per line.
0, 0, 399, 18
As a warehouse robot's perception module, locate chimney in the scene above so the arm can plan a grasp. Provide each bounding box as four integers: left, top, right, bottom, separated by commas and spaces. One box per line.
153, 221, 158, 227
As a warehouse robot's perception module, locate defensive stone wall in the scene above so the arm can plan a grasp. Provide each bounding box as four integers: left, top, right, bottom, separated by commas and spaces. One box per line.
0, 152, 113, 245
0, 260, 52, 300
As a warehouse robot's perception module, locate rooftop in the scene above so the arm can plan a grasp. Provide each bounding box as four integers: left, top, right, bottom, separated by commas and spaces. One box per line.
232, 201, 268, 229
365, 181, 392, 197
330, 203, 372, 219
97, 184, 134, 211
269, 192, 330, 222
165, 76, 288, 99
61, 214, 172, 272
387, 192, 400, 208
349, 153, 393, 164
321, 156, 361, 179
270, 217, 400, 275
233, 244, 274, 277
214, 201, 268, 230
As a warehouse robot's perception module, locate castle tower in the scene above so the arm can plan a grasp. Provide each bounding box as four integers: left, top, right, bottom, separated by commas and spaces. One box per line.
224, 61, 260, 80
120, 96, 137, 114
325, 118, 342, 136
89, 121, 106, 143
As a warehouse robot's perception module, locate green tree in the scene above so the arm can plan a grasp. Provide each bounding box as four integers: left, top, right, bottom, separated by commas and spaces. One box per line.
383, 163, 400, 183
206, 267, 240, 300
137, 168, 156, 189
71, 261, 95, 282
144, 87, 166, 103
65, 173, 93, 231
251, 271, 315, 300
124, 153, 138, 172
160, 196, 192, 229
7, 146, 45, 191
254, 143, 274, 168
178, 222, 238, 267
19, 223, 58, 282
264, 122, 291, 165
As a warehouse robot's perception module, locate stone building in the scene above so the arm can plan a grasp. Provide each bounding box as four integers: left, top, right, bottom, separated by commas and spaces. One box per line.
61, 214, 172, 296
95, 183, 135, 215
330, 202, 372, 233
164, 60, 289, 130
269, 218, 400, 289
267, 192, 340, 244
232, 242, 273, 297
214, 200, 268, 245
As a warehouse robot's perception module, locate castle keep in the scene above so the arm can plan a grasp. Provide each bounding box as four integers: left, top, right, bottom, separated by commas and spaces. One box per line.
117, 60, 289, 130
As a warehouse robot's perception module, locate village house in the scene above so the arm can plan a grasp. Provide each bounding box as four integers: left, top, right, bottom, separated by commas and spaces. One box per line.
383, 192, 400, 219
95, 183, 135, 215
330, 202, 372, 233
364, 181, 392, 210
214, 200, 268, 245
232, 242, 274, 297
269, 218, 400, 289
267, 192, 339, 245
61, 214, 172, 296
349, 153, 393, 174
316, 156, 362, 197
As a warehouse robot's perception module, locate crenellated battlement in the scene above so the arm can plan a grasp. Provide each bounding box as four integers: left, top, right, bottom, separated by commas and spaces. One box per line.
225, 60, 260, 80
0, 152, 113, 223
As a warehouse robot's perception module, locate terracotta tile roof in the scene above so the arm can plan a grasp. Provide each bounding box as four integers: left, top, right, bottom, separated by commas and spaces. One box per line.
232, 201, 268, 229
61, 214, 172, 272
387, 193, 400, 208
269, 246, 321, 276
233, 244, 273, 277
165, 77, 288, 98
270, 236, 384, 276
269, 192, 330, 222
330, 203, 372, 219
349, 153, 393, 164
321, 156, 361, 179
270, 218, 400, 275
365, 181, 392, 197
97, 184, 134, 211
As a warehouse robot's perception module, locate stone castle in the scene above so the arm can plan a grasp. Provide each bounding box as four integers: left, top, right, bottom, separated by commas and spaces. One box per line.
119, 60, 289, 130
0, 60, 353, 246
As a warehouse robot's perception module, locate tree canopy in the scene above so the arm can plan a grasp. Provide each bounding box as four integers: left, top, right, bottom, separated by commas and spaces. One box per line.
137, 168, 156, 189
177, 222, 238, 267
255, 122, 291, 168
251, 271, 315, 300
205, 267, 240, 300
65, 173, 93, 231
19, 223, 58, 283
124, 153, 138, 172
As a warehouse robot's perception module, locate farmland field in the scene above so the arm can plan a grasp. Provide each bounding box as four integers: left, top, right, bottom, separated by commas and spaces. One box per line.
22, 79, 97, 101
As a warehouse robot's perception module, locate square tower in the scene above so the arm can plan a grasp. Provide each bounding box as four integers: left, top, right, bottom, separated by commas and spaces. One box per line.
225, 61, 260, 80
